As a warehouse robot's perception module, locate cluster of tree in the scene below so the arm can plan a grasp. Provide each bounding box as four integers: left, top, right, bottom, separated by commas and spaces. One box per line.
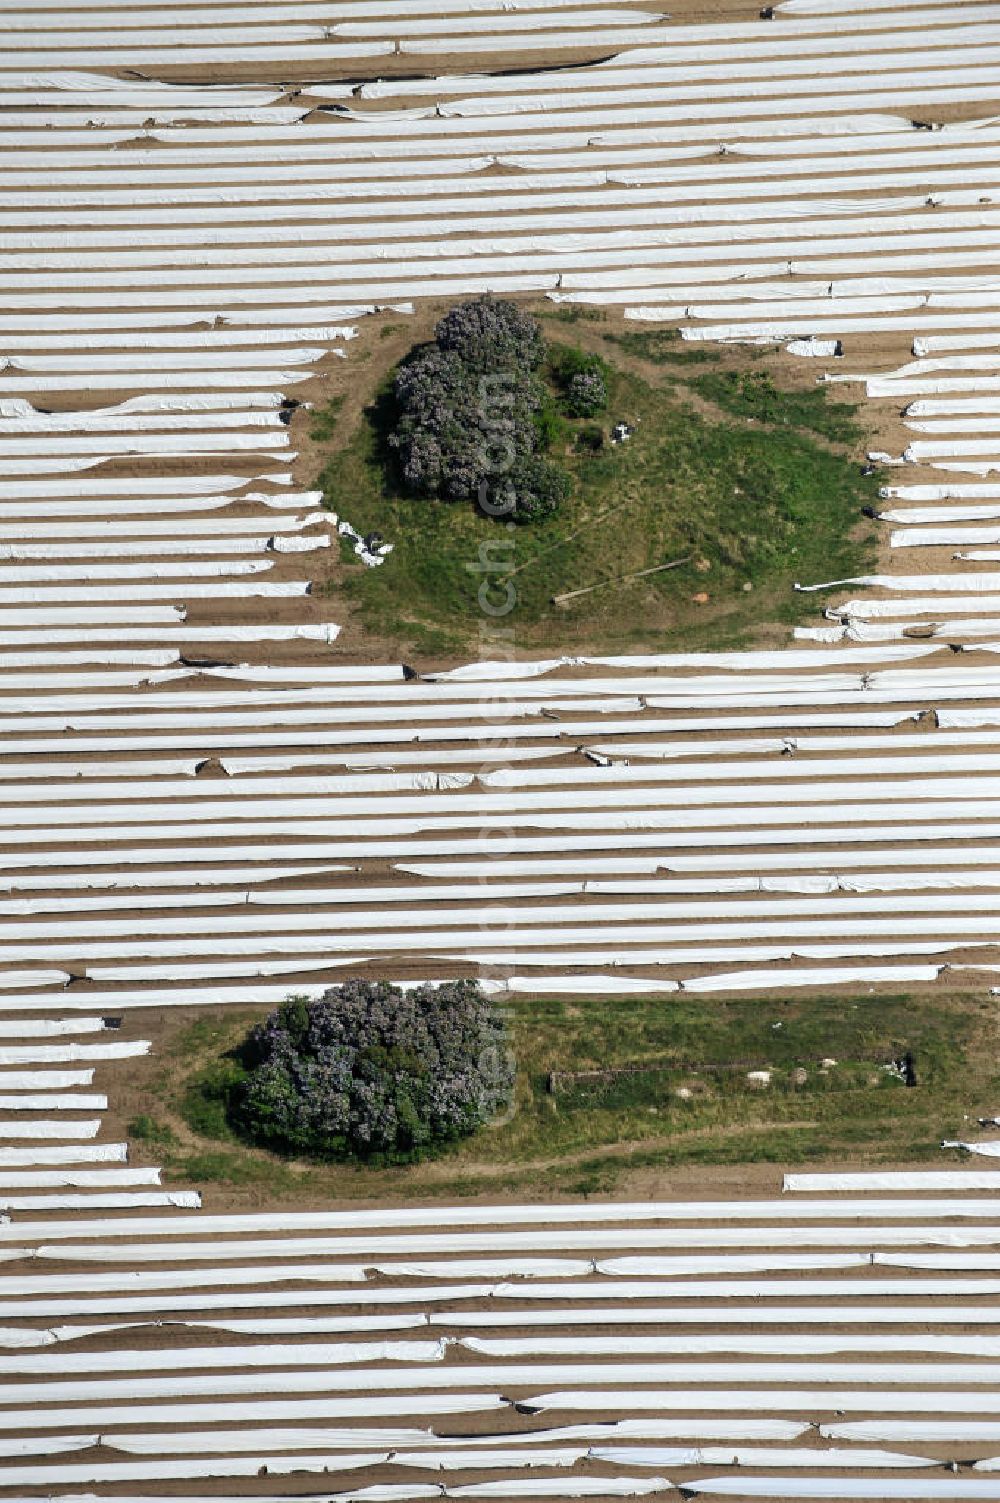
234, 978, 514, 1163
389, 298, 607, 524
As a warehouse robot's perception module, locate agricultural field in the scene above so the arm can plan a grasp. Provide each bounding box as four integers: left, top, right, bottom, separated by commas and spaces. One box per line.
6, 0, 1000, 1500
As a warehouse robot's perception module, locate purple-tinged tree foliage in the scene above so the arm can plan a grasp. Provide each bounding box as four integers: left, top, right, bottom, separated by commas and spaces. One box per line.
492, 454, 572, 523
237, 978, 514, 1162
565, 369, 609, 419
435, 296, 546, 372
393, 342, 538, 502
389, 297, 568, 523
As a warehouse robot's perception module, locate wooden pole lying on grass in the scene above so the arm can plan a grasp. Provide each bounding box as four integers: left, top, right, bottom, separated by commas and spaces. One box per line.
551, 555, 693, 607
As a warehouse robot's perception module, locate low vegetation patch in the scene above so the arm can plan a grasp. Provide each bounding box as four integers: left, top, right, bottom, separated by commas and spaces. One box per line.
126, 1113, 175, 1145
315, 301, 879, 657
608, 327, 723, 366
690, 368, 861, 443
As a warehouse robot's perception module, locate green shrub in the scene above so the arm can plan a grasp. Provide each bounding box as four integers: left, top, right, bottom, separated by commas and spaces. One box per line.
692, 369, 861, 442
540, 304, 607, 324
576, 423, 605, 452
495, 455, 572, 525
547, 344, 610, 417
533, 397, 570, 451
547, 344, 606, 384
180, 1056, 247, 1140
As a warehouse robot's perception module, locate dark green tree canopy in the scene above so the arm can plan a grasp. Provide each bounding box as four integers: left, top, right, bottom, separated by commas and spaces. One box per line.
236, 978, 514, 1162
389, 297, 569, 524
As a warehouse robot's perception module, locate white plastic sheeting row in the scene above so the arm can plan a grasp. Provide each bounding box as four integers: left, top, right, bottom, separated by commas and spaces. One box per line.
943, 1141, 1000, 1158
0, 1143, 127, 1164
1, 1263, 973, 1309
9, 866, 1000, 912
786, 1171, 1000, 1191
464, 1333, 1000, 1356
826, 1422, 1000, 1443
0, 1043, 148, 1064
8, 891, 1000, 935
0, 1259, 996, 1299
13, 1358, 1000, 1406
4, 1197, 989, 1235
0, 1337, 445, 1374
0, 1447, 935, 1488
0, 1019, 111, 1037
0, 1420, 810, 1452
0, 1190, 198, 1210
16, 1220, 1000, 1253
0, 581, 313, 601
524, 1390, 1000, 1416
15, 1296, 1000, 1332
0, 1069, 93, 1086
0, 1169, 157, 1188
0, 41, 396, 64
682, 1483, 1000, 1499
0, 1093, 106, 1110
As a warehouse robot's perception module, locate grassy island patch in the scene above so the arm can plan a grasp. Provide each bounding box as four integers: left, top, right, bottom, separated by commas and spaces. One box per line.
128, 988, 994, 1203
313, 302, 879, 659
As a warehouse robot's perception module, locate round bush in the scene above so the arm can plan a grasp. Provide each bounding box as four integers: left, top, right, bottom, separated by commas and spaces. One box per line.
500, 454, 572, 524
575, 423, 605, 452
236, 979, 514, 1162
565, 369, 608, 418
